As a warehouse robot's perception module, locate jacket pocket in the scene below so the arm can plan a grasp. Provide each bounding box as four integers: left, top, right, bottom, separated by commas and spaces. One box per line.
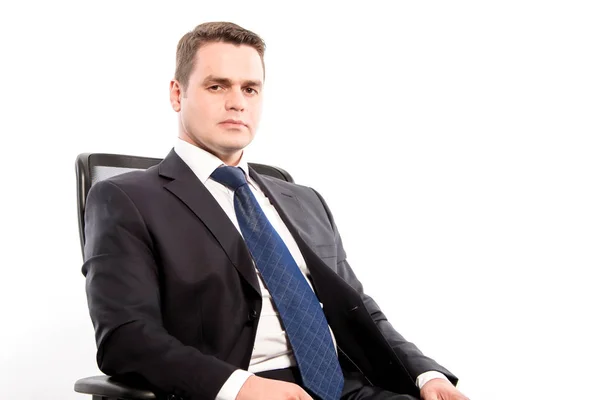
312, 243, 337, 259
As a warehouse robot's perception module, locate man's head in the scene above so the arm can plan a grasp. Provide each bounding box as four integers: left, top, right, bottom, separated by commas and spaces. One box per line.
170, 22, 266, 165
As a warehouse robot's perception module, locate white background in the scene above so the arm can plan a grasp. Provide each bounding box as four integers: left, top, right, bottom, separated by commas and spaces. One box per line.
1, 1, 599, 399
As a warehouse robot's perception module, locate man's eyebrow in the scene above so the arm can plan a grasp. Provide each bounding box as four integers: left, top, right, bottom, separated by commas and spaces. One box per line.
202, 75, 263, 89
244, 80, 263, 89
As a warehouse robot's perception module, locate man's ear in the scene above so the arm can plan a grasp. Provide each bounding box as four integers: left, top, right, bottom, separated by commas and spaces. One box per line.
169, 80, 183, 112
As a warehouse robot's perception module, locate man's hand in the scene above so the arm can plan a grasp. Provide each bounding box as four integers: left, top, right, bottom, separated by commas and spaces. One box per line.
236, 375, 313, 400
420, 378, 469, 400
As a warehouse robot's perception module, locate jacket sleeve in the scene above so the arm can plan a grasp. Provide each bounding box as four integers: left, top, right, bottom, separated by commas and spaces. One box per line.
311, 188, 459, 386
82, 179, 237, 400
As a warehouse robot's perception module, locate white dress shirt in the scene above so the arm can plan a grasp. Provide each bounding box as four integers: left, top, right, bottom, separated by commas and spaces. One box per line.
173, 139, 448, 399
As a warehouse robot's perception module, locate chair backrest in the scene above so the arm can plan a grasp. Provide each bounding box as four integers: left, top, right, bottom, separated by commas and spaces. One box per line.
75, 152, 294, 259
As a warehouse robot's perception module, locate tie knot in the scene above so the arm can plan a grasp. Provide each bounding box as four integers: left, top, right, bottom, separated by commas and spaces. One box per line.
210, 166, 247, 191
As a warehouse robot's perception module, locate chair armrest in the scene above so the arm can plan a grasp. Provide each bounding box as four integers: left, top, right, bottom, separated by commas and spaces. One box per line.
74, 375, 156, 399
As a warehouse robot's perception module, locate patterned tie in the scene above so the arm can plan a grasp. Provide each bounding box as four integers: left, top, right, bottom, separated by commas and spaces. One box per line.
210, 166, 344, 400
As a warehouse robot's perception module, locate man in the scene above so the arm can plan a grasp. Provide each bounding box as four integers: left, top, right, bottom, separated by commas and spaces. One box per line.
82, 21, 469, 400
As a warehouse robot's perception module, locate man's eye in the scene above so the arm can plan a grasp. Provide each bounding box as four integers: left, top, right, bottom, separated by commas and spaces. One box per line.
208, 85, 222, 91
244, 88, 258, 95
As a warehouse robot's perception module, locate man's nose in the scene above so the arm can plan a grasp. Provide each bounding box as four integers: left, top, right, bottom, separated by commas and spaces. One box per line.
225, 89, 246, 111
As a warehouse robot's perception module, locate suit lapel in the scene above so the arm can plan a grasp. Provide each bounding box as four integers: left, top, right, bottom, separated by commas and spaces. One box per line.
156, 151, 342, 302
249, 168, 308, 244
158, 150, 261, 296
249, 170, 365, 333
249, 169, 336, 297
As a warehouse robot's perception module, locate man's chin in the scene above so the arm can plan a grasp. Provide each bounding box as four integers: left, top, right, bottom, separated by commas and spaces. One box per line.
222, 135, 254, 151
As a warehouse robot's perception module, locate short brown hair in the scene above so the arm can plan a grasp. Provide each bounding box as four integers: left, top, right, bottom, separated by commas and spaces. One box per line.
174, 21, 266, 91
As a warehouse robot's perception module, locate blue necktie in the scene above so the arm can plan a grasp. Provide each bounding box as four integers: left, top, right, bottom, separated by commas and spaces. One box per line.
210, 166, 344, 400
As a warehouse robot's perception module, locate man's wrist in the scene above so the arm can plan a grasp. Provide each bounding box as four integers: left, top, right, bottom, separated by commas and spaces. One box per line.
215, 369, 254, 400
416, 370, 450, 389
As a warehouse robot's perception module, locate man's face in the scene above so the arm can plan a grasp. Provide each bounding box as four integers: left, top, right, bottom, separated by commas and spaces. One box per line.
170, 42, 264, 165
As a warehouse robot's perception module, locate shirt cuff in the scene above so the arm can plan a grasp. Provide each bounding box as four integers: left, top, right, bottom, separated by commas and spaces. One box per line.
215, 369, 254, 400
416, 370, 450, 389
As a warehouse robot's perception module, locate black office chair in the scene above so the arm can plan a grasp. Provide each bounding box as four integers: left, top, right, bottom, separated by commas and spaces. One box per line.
74, 152, 294, 400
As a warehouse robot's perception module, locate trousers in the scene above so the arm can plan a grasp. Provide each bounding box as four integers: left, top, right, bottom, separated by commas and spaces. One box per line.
256, 367, 419, 400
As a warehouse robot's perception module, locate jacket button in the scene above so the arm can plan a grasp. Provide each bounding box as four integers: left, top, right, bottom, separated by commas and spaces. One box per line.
248, 309, 258, 321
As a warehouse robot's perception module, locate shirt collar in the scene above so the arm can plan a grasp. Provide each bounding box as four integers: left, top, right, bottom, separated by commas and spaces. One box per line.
174, 137, 251, 185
